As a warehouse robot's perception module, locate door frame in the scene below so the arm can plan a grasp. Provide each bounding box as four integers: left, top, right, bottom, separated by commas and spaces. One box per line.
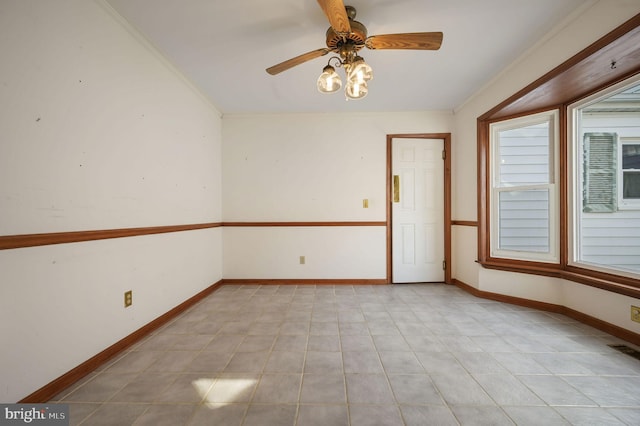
387, 133, 452, 284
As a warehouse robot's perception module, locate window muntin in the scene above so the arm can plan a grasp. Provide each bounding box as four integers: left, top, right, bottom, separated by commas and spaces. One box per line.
490, 111, 559, 262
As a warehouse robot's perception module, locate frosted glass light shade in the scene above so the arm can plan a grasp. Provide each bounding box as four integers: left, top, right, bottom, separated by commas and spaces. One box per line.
345, 80, 368, 99
317, 65, 342, 93
348, 57, 373, 84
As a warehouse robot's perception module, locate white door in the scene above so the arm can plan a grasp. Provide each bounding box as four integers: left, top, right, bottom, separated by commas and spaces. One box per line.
392, 138, 445, 283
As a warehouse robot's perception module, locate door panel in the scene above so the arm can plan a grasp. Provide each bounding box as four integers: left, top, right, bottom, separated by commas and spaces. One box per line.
392, 138, 444, 283
401, 224, 415, 264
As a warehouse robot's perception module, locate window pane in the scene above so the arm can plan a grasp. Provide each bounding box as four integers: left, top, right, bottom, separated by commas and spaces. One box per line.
498, 122, 549, 186
498, 190, 549, 252
622, 144, 640, 169
575, 81, 640, 276
578, 207, 640, 273
623, 172, 640, 199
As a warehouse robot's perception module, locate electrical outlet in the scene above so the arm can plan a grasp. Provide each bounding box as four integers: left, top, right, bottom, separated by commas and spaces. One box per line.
299, 256, 305, 265
124, 290, 133, 308
632, 306, 640, 323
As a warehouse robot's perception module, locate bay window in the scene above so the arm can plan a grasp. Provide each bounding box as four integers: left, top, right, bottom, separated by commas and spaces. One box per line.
478, 12, 640, 296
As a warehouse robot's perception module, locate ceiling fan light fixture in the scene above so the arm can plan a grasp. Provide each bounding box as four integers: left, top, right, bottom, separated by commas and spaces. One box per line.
266, 3, 444, 102
317, 64, 342, 94
345, 79, 368, 100
347, 56, 373, 84
343, 56, 371, 100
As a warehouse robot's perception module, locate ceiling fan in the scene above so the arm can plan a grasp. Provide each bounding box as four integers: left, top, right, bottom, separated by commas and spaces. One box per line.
266, 0, 443, 100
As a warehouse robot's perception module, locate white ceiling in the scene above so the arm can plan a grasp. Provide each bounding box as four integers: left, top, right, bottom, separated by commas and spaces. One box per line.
106, 0, 590, 114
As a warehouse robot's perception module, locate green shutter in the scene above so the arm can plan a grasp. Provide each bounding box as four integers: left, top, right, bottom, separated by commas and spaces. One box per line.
583, 132, 617, 213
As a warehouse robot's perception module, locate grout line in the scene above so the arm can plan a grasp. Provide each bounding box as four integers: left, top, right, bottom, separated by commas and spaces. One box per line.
57, 283, 640, 425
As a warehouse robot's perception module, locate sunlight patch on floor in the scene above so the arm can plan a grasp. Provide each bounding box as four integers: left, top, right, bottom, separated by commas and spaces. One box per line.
192, 378, 258, 407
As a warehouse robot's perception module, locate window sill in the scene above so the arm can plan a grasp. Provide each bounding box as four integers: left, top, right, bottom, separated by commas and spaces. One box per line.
479, 258, 640, 299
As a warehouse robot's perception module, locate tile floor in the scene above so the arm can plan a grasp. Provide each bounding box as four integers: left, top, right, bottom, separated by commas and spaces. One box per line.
52, 284, 640, 425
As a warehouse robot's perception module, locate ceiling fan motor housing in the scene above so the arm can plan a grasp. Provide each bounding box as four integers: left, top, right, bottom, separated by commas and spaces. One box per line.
325, 19, 367, 50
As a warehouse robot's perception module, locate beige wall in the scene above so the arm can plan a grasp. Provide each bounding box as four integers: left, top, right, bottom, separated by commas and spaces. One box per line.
0, 0, 223, 402
222, 112, 454, 279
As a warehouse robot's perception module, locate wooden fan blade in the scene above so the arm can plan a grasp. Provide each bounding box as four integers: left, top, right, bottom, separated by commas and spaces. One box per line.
366, 32, 443, 50
316, 0, 351, 34
266, 48, 332, 75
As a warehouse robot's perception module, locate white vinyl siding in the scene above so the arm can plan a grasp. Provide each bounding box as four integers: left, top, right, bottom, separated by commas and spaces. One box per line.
498, 125, 550, 184
498, 189, 549, 252
580, 212, 640, 272
490, 110, 559, 262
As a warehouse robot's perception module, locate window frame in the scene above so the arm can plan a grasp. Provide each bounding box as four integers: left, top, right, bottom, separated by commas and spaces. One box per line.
489, 110, 560, 263
619, 138, 640, 209
567, 76, 640, 281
